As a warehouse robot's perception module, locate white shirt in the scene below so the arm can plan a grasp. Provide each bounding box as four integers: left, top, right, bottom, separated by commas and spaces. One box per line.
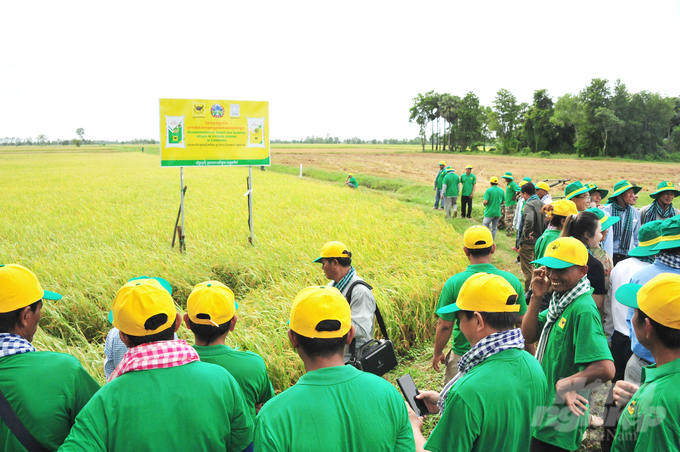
606, 257, 650, 336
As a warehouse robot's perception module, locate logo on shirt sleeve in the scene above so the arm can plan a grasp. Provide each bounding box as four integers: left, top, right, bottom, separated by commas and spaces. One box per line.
558, 317, 567, 329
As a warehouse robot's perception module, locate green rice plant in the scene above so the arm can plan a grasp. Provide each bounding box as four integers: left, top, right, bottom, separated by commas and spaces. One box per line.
0, 153, 466, 390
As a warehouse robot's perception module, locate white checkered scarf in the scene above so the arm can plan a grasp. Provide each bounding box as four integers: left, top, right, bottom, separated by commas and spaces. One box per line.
437, 328, 524, 413
657, 253, 680, 269
108, 339, 199, 382
535, 276, 591, 364
0, 333, 35, 358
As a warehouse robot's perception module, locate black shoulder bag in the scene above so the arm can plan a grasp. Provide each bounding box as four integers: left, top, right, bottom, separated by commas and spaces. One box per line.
0, 388, 50, 452
345, 281, 398, 376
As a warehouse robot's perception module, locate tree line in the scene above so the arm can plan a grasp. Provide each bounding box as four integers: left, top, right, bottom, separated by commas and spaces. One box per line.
409, 79, 680, 160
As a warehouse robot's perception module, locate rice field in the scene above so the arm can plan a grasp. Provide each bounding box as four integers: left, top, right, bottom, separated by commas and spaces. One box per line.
0, 151, 466, 388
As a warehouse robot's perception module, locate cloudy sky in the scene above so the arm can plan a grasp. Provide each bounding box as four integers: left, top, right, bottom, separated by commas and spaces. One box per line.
1, 0, 678, 142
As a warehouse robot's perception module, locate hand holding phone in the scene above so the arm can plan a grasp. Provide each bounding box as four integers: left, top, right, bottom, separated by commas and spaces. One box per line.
397, 373, 429, 417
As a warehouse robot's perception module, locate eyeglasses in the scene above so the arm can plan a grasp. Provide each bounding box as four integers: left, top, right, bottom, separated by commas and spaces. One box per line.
576, 194, 591, 200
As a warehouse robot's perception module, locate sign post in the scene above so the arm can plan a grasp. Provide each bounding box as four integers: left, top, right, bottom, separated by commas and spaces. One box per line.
160, 99, 270, 247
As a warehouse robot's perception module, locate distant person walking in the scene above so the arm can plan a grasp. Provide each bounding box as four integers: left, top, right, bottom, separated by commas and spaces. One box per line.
433, 161, 446, 210
502, 172, 520, 236
460, 165, 476, 218
441, 166, 460, 219
482, 177, 504, 240
638, 181, 680, 224
345, 173, 357, 189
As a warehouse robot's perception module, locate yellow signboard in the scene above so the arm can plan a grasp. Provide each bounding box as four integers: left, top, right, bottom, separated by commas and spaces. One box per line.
159, 99, 270, 167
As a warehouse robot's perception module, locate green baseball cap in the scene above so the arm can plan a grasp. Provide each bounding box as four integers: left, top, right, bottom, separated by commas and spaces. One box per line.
650, 181, 680, 199
629, 220, 664, 257
585, 207, 620, 232
502, 172, 514, 180
522, 177, 532, 183
652, 216, 680, 251
564, 181, 590, 200
609, 180, 642, 200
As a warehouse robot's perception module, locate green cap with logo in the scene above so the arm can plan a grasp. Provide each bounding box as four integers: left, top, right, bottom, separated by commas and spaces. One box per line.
609, 180, 642, 201
564, 181, 590, 200
650, 181, 680, 199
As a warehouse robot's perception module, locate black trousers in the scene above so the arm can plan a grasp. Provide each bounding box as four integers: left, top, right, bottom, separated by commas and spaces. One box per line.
461, 195, 472, 218
529, 438, 570, 452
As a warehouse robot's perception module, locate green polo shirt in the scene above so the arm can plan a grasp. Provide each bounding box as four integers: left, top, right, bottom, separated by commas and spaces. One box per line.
483, 185, 505, 217
436, 263, 527, 355
254, 365, 414, 451
193, 344, 275, 423
425, 349, 548, 452
60, 361, 253, 452
534, 229, 561, 266
0, 351, 100, 452
435, 170, 447, 189
442, 171, 460, 197
461, 173, 477, 196
612, 358, 680, 452
532, 290, 613, 451
505, 181, 520, 206
348, 176, 357, 187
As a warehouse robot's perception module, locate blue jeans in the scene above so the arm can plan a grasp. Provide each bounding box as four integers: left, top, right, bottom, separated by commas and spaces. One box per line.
483, 217, 500, 240
434, 189, 443, 208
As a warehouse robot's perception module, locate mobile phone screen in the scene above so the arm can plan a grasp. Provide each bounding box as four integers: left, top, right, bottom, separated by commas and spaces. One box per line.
397, 373, 429, 417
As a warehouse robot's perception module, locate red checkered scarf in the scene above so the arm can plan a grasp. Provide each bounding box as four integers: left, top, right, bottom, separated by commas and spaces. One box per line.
108, 339, 199, 382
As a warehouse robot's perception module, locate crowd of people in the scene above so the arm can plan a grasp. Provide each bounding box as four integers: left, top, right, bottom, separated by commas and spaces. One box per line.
1, 166, 680, 451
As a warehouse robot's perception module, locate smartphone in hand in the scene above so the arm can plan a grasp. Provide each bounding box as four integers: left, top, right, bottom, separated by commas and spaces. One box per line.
397, 373, 429, 417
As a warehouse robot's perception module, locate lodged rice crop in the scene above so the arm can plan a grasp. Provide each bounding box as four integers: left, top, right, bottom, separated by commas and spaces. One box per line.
0, 152, 466, 389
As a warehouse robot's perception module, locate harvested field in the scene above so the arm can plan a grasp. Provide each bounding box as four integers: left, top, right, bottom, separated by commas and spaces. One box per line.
273, 146, 680, 196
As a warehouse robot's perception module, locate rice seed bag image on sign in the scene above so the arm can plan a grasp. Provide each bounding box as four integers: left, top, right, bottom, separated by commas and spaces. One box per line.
165, 115, 186, 148
247, 117, 266, 149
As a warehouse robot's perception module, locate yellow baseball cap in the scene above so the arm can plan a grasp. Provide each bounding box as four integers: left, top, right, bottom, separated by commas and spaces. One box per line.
616, 273, 680, 329
348, 173, 353, 177
519, 180, 528, 187
436, 273, 520, 315
439, 161, 445, 166
112, 278, 176, 336
532, 237, 588, 269
289, 286, 351, 338
466, 164, 473, 169
0, 264, 62, 313
490, 176, 499, 184
464, 225, 494, 249
551, 199, 578, 217
313, 241, 352, 263
187, 281, 238, 327
536, 181, 550, 192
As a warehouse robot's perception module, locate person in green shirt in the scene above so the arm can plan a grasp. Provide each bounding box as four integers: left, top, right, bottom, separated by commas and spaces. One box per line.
502, 172, 521, 236
433, 161, 446, 210
460, 164, 476, 218
611, 273, 680, 452
60, 278, 254, 452
345, 173, 357, 189
184, 280, 274, 424
433, 225, 527, 383
0, 264, 100, 452
524, 237, 615, 452
534, 199, 579, 265
410, 273, 547, 452
482, 177, 505, 240
442, 166, 460, 219
254, 286, 414, 451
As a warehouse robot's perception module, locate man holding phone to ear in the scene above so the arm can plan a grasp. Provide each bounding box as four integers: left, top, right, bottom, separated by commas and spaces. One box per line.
409, 273, 547, 452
